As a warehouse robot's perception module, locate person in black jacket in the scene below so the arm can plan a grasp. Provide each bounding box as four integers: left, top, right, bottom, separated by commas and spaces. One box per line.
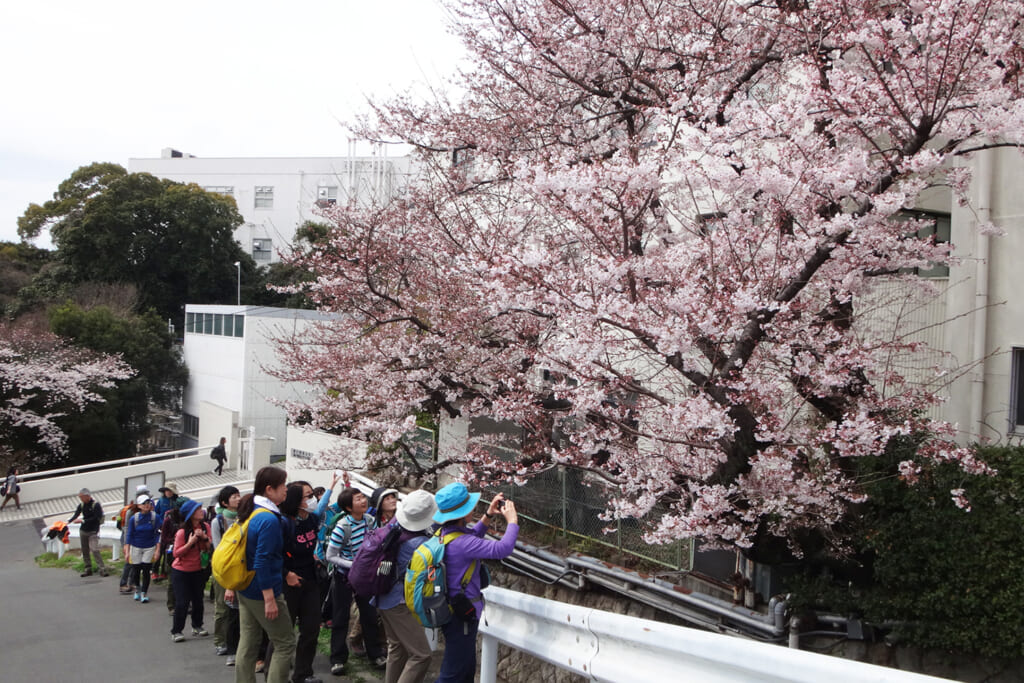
278, 481, 325, 683
68, 488, 108, 577
211, 436, 227, 476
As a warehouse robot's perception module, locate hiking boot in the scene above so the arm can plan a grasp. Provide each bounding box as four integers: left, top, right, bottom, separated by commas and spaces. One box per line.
192, 627, 209, 637
330, 663, 345, 676
99, 568, 109, 577
80, 570, 93, 577
215, 646, 229, 656
172, 633, 185, 643
372, 656, 387, 670
119, 585, 132, 594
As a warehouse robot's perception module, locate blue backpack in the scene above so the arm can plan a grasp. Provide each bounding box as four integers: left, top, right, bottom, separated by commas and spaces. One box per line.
404, 529, 476, 628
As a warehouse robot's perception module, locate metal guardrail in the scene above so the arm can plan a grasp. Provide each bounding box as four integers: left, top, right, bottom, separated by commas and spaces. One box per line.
478, 586, 954, 683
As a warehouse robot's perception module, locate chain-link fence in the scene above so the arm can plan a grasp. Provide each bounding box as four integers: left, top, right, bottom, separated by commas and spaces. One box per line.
479, 464, 692, 571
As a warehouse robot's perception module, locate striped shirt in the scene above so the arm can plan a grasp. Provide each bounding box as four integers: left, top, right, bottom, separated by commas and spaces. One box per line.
327, 514, 373, 562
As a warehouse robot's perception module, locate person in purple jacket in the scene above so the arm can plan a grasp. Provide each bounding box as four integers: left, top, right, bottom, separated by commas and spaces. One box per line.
431, 482, 519, 683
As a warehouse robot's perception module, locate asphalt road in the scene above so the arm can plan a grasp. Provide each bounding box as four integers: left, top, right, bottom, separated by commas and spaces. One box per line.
0, 518, 390, 683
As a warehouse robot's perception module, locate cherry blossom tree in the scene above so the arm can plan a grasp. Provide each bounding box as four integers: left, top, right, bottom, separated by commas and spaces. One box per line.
0, 321, 133, 466
274, 0, 1024, 552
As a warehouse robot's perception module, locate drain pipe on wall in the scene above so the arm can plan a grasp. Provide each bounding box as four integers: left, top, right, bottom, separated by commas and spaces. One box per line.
969, 151, 994, 437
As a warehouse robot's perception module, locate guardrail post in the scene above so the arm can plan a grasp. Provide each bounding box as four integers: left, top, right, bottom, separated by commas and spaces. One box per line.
480, 632, 499, 683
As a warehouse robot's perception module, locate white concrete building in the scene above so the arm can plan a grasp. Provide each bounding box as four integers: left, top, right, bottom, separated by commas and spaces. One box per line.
129, 147, 412, 264
182, 304, 336, 458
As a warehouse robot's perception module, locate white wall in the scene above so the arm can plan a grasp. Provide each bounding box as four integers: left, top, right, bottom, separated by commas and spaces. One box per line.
128, 153, 413, 263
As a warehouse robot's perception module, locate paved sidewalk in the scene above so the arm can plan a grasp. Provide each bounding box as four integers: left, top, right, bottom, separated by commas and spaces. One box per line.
0, 517, 446, 683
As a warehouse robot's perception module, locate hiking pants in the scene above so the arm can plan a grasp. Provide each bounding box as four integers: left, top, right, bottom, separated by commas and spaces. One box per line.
237, 593, 295, 683
436, 617, 479, 683
380, 603, 432, 683
330, 572, 385, 664
171, 568, 206, 634
79, 529, 105, 572
285, 579, 321, 682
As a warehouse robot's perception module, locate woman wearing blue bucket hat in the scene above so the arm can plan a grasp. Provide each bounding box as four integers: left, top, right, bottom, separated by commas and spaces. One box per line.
432, 482, 519, 682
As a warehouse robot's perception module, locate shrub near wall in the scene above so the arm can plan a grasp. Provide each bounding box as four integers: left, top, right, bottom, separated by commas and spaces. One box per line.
793, 443, 1024, 659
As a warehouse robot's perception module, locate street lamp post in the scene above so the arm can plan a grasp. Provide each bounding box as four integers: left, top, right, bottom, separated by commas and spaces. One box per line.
234, 261, 241, 305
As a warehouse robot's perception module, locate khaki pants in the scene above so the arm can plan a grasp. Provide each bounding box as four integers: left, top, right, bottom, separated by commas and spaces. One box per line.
236, 594, 295, 683
380, 603, 433, 683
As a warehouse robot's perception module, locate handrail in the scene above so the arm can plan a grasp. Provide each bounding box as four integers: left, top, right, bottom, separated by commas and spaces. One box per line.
478, 586, 953, 683
19, 445, 216, 481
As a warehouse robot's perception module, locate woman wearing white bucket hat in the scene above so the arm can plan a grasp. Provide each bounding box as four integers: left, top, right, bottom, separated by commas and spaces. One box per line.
376, 490, 438, 683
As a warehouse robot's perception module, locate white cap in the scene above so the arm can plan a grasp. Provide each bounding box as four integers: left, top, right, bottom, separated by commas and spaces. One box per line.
136, 494, 153, 505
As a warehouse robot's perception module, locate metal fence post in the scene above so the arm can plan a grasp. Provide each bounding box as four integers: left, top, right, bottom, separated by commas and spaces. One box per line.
480, 632, 499, 683
559, 465, 567, 537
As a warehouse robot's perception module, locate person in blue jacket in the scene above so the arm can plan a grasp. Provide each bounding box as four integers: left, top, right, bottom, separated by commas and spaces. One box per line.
124, 495, 161, 603
229, 466, 296, 683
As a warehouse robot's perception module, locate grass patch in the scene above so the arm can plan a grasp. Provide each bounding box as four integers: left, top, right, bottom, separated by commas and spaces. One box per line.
35, 547, 127, 575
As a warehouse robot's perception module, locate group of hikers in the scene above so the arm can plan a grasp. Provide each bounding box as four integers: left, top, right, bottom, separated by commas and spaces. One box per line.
71, 464, 519, 683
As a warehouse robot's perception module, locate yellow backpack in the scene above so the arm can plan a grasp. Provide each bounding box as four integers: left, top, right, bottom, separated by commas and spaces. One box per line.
211, 508, 272, 590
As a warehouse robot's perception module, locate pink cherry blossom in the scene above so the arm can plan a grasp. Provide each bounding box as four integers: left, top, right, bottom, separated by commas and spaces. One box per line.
273, 0, 1023, 551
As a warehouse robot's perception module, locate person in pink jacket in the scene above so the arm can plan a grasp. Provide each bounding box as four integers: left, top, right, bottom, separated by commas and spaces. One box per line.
170, 499, 212, 642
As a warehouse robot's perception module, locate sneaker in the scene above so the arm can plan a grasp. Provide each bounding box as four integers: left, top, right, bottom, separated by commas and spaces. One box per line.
330, 663, 345, 676
192, 627, 209, 637
225, 656, 236, 667
172, 633, 185, 643
80, 570, 93, 577
140, 594, 149, 603
215, 646, 229, 656
372, 656, 387, 670
119, 586, 132, 594
133, 592, 141, 601
254, 661, 265, 674
301, 677, 324, 683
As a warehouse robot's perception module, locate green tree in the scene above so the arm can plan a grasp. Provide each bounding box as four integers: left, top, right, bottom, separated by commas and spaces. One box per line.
20, 165, 256, 328
17, 162, 127, 242
48, 303, 189, 462
0, 241, 52, 311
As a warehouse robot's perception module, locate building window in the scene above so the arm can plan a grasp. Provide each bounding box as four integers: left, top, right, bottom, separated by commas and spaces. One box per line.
234, 315, 245, 337
204, 185, 234, 197
899, 211, 950, 278
183, 413, 199, 438
255, 186, 274, 209
202, 313, 213, 334
186, 312, 196, 334
317, 185, 338, 206
253, 239, 272, 261
1011, 349, 1024, 433
214, 314, 223, 336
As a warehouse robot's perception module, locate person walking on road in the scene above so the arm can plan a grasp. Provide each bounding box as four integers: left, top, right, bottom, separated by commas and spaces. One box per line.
124, 494, 161, 603
68, 488, 109, 577
211, 437, 228, 476
1, 466, 21, 510
171, 499, 213, 642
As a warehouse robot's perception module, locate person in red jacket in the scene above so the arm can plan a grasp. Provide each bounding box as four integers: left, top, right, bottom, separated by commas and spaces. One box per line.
170, 499, 212, 642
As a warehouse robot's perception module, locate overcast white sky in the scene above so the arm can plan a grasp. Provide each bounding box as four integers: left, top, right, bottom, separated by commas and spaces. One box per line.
0, 0, 465, 245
